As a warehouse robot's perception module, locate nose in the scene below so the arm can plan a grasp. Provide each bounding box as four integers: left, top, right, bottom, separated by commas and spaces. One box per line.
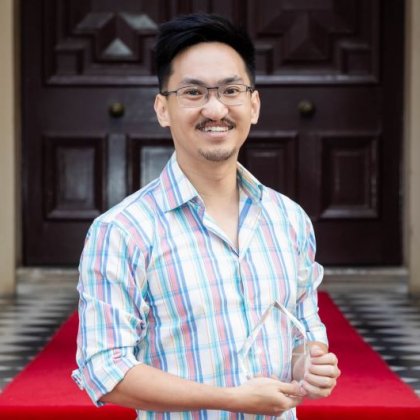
201, 89, 229, 120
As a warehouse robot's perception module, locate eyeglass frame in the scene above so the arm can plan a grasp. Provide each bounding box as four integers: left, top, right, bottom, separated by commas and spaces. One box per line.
159, 83, 255, 108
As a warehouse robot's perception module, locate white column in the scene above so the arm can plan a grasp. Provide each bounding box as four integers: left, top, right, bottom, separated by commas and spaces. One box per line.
0, 0, 17, 295
405, 0, 420, 294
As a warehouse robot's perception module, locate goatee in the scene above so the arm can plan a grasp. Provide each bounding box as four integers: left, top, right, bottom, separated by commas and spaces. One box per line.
199, 148, 237, 162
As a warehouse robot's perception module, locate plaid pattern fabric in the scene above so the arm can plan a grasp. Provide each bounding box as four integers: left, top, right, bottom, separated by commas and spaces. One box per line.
72, 153, 327, 419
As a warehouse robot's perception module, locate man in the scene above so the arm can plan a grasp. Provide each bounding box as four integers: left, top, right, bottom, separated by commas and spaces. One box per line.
72, 13, 340, 419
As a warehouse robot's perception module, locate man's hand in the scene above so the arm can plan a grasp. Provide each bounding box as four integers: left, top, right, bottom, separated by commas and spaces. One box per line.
300, 345, 341, 399
229, 377, 304, 417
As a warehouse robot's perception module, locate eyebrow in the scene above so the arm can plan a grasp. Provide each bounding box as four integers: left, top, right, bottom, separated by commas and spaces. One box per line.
178, 76, 244, 86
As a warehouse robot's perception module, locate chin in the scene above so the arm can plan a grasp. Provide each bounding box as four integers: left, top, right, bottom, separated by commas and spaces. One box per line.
199, 148, 237, 162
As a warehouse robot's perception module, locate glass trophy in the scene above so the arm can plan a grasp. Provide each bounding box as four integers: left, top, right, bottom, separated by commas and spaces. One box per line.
238, 299, 309, 382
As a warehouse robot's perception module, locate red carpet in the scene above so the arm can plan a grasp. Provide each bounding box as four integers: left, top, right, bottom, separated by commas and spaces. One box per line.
0, 292, 419, 419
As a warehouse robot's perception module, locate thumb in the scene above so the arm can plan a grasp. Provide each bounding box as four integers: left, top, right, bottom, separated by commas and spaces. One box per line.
279, 380, 304, 396
310, 345, 325, 357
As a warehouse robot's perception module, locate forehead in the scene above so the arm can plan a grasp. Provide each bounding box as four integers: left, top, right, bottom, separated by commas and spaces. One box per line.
168, 42, 250, 86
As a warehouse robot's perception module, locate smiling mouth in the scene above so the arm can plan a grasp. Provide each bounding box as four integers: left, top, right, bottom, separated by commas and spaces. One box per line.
202, 126, 230, 132
196, 119, 235, 133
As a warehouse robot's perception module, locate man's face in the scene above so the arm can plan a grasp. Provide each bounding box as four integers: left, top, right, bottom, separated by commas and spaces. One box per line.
154, 42, 260, 168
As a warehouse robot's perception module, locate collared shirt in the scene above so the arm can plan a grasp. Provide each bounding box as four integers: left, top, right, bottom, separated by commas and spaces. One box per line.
72, 153, 328, 420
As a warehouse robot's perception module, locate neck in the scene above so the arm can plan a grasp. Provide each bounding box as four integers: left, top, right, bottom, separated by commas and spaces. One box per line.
176, 155, 240, 249
176, 155, 239, 203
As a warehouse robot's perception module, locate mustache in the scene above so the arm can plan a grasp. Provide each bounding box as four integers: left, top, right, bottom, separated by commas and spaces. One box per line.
195, 118, 236, 130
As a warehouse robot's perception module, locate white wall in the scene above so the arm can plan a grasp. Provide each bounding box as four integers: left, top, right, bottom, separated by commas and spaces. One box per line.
0, 0, 17, 295
405, 0, 420, 294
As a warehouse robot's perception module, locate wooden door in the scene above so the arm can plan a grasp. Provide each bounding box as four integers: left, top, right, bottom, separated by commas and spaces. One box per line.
240, 0, 404, 264
21, 0, 404, 266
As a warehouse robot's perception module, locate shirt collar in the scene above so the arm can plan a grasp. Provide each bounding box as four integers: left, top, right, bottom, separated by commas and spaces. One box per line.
159, 153, 263, 212
159, 153, 200, 212
236, 161, 264, 203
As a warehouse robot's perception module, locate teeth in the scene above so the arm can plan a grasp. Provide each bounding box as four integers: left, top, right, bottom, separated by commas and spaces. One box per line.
202, 126, 229, 132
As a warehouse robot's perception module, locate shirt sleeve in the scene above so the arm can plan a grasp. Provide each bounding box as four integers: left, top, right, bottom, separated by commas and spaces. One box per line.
295, 210, 328, 347
72, 220, 149, 405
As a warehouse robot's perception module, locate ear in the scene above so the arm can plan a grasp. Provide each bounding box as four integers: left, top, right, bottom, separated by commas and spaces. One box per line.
250, 90, 261, 125
154, 94, 171, 127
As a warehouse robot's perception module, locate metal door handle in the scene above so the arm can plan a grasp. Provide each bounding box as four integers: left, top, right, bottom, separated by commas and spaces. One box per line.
298, 100, 315, 117
109, 102, 125, 118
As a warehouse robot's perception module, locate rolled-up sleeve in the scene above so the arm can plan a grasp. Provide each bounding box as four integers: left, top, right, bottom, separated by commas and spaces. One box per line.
295, 211, 328, 346
72, 221, 149, 405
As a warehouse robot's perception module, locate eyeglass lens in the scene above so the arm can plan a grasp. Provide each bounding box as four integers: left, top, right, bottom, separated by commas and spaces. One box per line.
176, 84, 250, 107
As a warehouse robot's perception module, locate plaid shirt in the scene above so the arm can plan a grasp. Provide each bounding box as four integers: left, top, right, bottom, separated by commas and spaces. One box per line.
72, 153, 328, 420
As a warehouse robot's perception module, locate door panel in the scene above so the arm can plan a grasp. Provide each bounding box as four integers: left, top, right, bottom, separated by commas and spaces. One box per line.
128, 137, 174, 192
249, 0, 379, 82
241, 133, 298, 199
22, 0, 404, 265
44, 135, 106, 221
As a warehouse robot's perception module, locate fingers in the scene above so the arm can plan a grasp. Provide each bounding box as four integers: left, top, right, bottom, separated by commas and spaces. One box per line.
302, 378, 335, 398
305, 366, 339, 384
308, 363, 341, 378
310, 351, 339, 366
301, 348, 340, 399
276, 384, 304, 414
301, 368, 338, 399
308, 348, 339, 373
278, 380, 306, 398
239, 376, 303, 416
307, 351, 340, 380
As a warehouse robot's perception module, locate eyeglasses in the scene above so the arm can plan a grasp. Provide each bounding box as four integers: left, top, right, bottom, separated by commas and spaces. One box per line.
160, 84, 255, 108
238, 299, 309, 381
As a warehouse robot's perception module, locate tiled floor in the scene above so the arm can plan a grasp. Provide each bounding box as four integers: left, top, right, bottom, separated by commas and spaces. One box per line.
0, 271, 78, 391
330, 290, 420, 396
0, 270, 420, 398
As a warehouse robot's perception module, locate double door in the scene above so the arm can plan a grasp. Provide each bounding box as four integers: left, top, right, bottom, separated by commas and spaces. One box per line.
21, 0, 404, 265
